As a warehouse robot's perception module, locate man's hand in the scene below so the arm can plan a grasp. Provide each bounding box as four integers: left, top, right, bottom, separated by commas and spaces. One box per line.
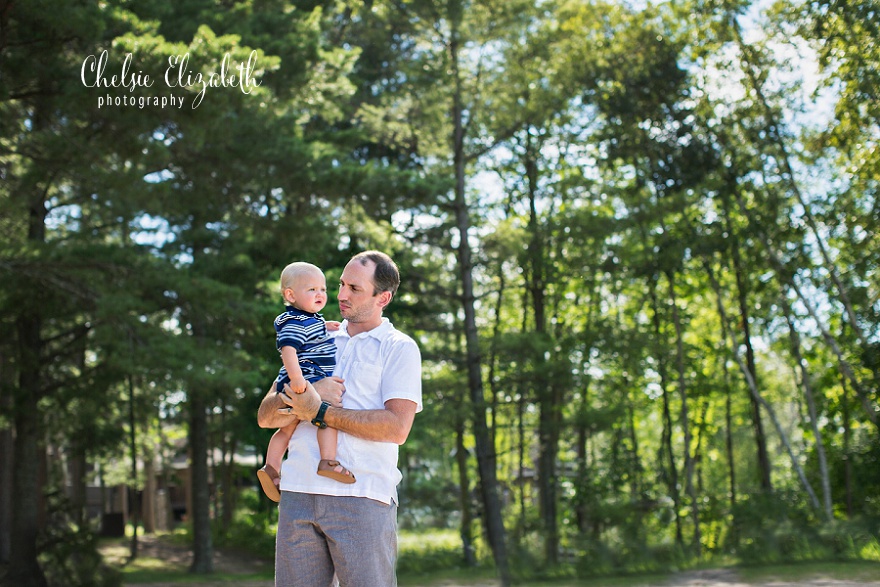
257, 384, 299, 429
278, 381, 323, 421
313, 376, 345, 407
257, 377, 346, 429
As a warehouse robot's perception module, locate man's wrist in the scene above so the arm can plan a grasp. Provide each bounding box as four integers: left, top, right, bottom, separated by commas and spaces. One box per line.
311, 401, 331, 429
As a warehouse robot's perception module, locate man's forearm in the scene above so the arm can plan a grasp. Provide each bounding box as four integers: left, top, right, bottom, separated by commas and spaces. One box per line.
323, 399, 416, 445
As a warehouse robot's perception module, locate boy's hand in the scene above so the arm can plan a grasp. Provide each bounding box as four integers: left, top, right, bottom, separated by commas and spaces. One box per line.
288, 375, 308, 394
326, 321, 341, 332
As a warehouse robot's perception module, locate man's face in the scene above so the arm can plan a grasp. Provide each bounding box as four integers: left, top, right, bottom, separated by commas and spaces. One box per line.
337, 259, 388, 324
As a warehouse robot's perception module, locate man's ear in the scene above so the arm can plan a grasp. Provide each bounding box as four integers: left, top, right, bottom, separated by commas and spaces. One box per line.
377, 290, 393, 309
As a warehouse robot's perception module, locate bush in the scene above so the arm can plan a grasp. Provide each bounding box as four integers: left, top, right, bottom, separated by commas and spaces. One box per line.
397, 529, 479, 576
210, 489, 277, 558
38, 493, 122, 587
733, 492, 880, 565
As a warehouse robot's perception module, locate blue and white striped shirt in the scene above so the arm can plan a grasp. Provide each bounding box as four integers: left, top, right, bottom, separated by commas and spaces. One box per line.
274, 306, 336, 391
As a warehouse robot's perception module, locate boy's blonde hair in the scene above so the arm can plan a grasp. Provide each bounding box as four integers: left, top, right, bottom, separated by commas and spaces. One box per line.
280, 262, 324, 300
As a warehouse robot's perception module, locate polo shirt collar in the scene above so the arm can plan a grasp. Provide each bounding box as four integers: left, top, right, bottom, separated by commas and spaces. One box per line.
339, 317, 392, 340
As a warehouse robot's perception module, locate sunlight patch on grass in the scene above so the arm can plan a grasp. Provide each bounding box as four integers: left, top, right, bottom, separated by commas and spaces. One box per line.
399, 528, 461, 552
861, 540, 880, 562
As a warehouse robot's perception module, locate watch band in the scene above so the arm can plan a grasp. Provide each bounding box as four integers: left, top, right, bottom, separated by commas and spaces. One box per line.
311, 401, 331, 429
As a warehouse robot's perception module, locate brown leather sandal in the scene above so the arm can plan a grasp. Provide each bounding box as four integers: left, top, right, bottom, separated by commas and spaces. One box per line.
317, 459, 356, 484
257, 464, 281, 502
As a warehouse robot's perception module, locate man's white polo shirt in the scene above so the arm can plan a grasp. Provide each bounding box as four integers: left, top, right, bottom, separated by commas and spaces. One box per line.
280, 318, 422, 505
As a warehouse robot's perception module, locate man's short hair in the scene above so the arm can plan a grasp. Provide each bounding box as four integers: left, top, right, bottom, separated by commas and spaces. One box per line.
352, 251, 400, 299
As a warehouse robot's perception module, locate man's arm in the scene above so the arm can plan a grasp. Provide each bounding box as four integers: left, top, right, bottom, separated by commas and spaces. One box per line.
257, 377, 345, 429
278, 383, 417, 445
326, 398, 417, 445
257, 384, 298, 429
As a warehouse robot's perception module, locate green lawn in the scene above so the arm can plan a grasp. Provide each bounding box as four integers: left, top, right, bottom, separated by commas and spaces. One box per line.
738, 560, 880, 583
100, 528, 880, 586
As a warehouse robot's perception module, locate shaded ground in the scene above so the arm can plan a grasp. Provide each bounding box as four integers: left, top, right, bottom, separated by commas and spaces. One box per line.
102, 536, 880, 587
101, 533, 273, 575
658, 568, 880, 587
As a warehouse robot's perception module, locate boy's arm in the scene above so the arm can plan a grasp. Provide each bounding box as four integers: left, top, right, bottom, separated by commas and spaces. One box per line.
280, 346, 308, 393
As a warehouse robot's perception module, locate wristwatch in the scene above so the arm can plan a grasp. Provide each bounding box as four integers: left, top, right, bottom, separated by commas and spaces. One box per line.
311, 401, 331, 429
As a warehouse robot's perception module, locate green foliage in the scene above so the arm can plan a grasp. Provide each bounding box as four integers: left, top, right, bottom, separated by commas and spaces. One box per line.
732, 492, 880, 565
2, 0, 880, 583
37, 494, 122, 587
397, 529, 484, 577
210, 489, 277, 556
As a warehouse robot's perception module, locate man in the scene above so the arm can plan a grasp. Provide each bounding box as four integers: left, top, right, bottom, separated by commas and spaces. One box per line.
257, 250, 422, 587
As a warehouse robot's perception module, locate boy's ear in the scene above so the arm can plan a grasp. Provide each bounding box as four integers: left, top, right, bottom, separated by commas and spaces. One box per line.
283, 287, 295, 304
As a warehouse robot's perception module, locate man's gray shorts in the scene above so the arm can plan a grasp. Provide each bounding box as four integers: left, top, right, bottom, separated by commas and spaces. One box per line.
275, 491, 398, 587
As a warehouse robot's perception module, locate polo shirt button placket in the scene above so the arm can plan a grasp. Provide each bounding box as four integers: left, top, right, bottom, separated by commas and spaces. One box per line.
339, 339, 355, 371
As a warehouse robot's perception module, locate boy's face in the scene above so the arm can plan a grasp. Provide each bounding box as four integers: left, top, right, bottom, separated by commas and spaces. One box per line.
284, 270, 328, 314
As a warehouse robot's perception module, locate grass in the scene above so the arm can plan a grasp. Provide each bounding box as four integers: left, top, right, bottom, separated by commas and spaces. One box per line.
738, 560, 880, 583
99, 526, 880, 586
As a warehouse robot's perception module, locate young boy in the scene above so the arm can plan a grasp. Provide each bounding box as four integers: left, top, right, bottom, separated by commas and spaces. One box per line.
256, 262, 355, 503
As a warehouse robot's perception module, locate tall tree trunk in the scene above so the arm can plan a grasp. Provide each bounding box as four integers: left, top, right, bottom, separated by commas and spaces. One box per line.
694, 400, 710, 494
626, 385, 642, 500
143, 456, 156, 534
517, 377, 527, 536
667, 271, 701, 554
448, 10, 510, 583
455, 420, 476, 566
524, 134, 560, 565
70, 341, 88, 529
725, 3, 871, 352
704, 260, 822, 513
648, 276, 683, 547
841, 366, 853, 518
221, 424, 237, 533
715, 122, 879, 430
69, 438, 87, 529
575, 379, 590, 534
734, 187, 879, 430
188, 383, 213, 574
0, 352, 11, 564
722, 354, 738, 545
128, 375, 139, 560
4, 314, 48, 587
780, 298, 833, 521
721, 192, 773, 491
4, 159, 50, 586
488, 267, 507, 451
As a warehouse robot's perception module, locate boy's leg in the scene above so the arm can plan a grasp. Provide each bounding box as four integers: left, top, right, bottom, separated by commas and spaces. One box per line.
268, 422, 298, 472
316, 428, 355, 483
258, 422, 298, 502
319, 495, 397, 587
317, 427, 337, 462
